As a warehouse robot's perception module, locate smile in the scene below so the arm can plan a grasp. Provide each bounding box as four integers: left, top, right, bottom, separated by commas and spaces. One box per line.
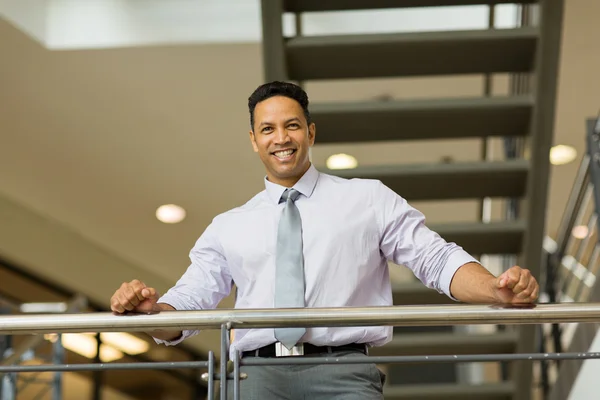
272, 149, 296, 160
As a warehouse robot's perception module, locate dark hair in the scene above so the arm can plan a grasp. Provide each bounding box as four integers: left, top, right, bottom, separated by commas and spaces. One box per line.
248, 81, 311, 130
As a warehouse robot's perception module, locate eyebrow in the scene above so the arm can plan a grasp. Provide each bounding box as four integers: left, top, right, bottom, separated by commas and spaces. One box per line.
258, 117, 302, 128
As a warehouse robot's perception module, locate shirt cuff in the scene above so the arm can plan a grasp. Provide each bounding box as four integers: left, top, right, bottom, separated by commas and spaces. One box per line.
154, 329, 197, 346
152, 296, 200, 346
439, 250, 480, 301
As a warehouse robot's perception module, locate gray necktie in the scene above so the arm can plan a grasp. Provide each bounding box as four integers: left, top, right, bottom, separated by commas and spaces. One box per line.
274, 188, 306, 349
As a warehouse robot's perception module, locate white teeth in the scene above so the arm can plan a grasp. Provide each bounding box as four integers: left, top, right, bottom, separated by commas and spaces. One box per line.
274, 149, 294, 157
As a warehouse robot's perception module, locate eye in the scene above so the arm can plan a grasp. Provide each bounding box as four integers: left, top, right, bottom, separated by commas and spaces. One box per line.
261, 126, 273, 133
287, 123, 300, 129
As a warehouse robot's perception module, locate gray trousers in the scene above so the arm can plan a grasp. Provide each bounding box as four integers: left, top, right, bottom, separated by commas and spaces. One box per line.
227, 350, 385, 400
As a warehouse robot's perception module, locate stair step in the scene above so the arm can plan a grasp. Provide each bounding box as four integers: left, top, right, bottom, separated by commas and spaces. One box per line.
370, 331, 518, 356
384, 382, 514, 400
432, 220, 525, 255
284, 0, 537, 12
391, 221, 525, 305
325, 160, 528, 201
312, 96, 533, 143
286, 28, 537, 80
392, 281, 452, 305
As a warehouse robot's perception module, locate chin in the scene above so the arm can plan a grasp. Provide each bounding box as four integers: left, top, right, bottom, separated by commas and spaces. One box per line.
274, 170, 296, 179
272, 167, 300, 179
268, 160, 309, 181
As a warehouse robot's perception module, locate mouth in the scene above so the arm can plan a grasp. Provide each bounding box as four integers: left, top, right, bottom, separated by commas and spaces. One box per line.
271, 148, 297, 161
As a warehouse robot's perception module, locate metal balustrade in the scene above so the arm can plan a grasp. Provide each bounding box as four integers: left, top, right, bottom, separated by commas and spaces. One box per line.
3, 304, 600, 399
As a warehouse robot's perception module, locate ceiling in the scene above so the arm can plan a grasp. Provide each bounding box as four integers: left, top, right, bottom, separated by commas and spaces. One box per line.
1, 0, 599, 361
0, 0, 517, 50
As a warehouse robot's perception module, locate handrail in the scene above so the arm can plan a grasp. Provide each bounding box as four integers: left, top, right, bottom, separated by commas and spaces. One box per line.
554, 154, 591, 258
1, 303, 600, 335
1, 294, 86, 367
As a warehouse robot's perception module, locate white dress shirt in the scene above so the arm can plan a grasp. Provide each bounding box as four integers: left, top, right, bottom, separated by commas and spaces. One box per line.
157, 164, 478, 355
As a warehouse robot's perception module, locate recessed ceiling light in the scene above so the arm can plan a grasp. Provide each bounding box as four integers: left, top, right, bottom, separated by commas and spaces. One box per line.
61, 333, 97, 359
156, 204, 186, 224
572, 225, 589, 239
60, 334, 121, 362
52, 334, 133, 363
326, 153, 358, 170
550, 145, 577, 165
100, 332, 149, 355
99, 344, 124, 362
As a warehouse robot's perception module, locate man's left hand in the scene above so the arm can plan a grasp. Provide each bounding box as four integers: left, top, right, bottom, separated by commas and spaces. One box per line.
493, 265, 539, 304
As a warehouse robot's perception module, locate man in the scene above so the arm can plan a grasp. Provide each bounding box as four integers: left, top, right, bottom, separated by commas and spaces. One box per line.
111, 81, 539, 399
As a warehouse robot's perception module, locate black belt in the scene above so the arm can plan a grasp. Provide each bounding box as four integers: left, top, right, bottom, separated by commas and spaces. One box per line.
242, 343, 367, 358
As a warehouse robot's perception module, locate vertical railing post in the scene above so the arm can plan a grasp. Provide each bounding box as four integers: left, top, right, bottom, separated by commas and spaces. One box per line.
207, 351, 215, 400
0, 306, 9, 397
93, 333, 102, 400
52, 334, 64, 400
220, 324, 229, 400
233, 350, 241, 400
0, 338, 4, 397
1, 334, 16, 400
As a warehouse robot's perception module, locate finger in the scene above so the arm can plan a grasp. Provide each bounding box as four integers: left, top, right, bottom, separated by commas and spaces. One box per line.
123, 285, 142, 306
141, 287, 157, 299
119, 281, 144, 304
516, 277, 538, 301
513, 269, 532, 294
112, 305, 125, 314
515, 281, 533, 299
111, 296, 126, 314
505, 267, 522, 289
129, 280, 147, 302
117, 293, 137, 311
527, 276, 537, 292
496, 272, 509, 289
512, 276, 530, 294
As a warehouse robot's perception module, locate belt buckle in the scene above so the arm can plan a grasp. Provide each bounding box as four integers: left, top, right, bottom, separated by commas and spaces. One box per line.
275, 342, 304, 357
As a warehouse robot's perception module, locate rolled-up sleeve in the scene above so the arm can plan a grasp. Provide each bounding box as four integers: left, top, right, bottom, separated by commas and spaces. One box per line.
374, 181, 479, 299
155, 221, 233, 346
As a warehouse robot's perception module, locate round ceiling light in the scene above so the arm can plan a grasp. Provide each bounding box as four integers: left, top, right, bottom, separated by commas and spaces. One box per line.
326, 153, 358, 170
572, 225, 589, 239
550, 145, 577, 166
156, 204, 186, 224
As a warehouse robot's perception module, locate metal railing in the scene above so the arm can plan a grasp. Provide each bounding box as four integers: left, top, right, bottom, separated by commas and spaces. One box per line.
4, 304, 600, 334
539, 116, 600, 397
3, 304, 600, 399
0, 295, 87, 400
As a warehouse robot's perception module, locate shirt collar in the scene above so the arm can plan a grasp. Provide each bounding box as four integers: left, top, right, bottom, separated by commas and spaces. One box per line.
264, 164, 319, 204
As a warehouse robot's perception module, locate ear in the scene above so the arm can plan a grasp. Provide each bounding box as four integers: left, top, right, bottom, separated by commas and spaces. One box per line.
308, 123, 316, 147
249, 130, 259, 153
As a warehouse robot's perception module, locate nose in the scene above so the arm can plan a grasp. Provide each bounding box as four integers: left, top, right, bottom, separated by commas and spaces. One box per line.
273, 127, 291, 145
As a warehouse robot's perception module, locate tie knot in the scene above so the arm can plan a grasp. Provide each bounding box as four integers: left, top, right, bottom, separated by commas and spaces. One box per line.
281, 188, 300, 203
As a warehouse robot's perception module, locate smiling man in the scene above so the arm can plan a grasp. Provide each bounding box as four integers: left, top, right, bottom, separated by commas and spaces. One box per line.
248, 88, 315, 188
111, 81, 539, 399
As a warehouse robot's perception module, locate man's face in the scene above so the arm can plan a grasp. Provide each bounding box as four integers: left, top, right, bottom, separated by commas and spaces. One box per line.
249, 96, 316, 187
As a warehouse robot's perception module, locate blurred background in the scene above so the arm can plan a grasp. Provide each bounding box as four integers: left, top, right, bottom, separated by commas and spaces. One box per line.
1, 0, 599, 399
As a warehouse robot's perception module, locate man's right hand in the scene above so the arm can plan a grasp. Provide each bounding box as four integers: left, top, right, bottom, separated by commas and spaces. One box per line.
110, 279, 160, 314
110, 280, 182, 342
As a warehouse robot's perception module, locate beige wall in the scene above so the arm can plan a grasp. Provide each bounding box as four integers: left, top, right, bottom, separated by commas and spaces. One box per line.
546, 0, 600, 239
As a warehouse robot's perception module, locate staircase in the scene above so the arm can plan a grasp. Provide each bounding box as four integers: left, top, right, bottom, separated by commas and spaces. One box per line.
260, 1, 564, 399
543, 117, 600, 399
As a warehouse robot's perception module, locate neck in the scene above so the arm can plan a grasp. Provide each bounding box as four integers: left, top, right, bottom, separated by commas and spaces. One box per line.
268, 163, 311, 188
